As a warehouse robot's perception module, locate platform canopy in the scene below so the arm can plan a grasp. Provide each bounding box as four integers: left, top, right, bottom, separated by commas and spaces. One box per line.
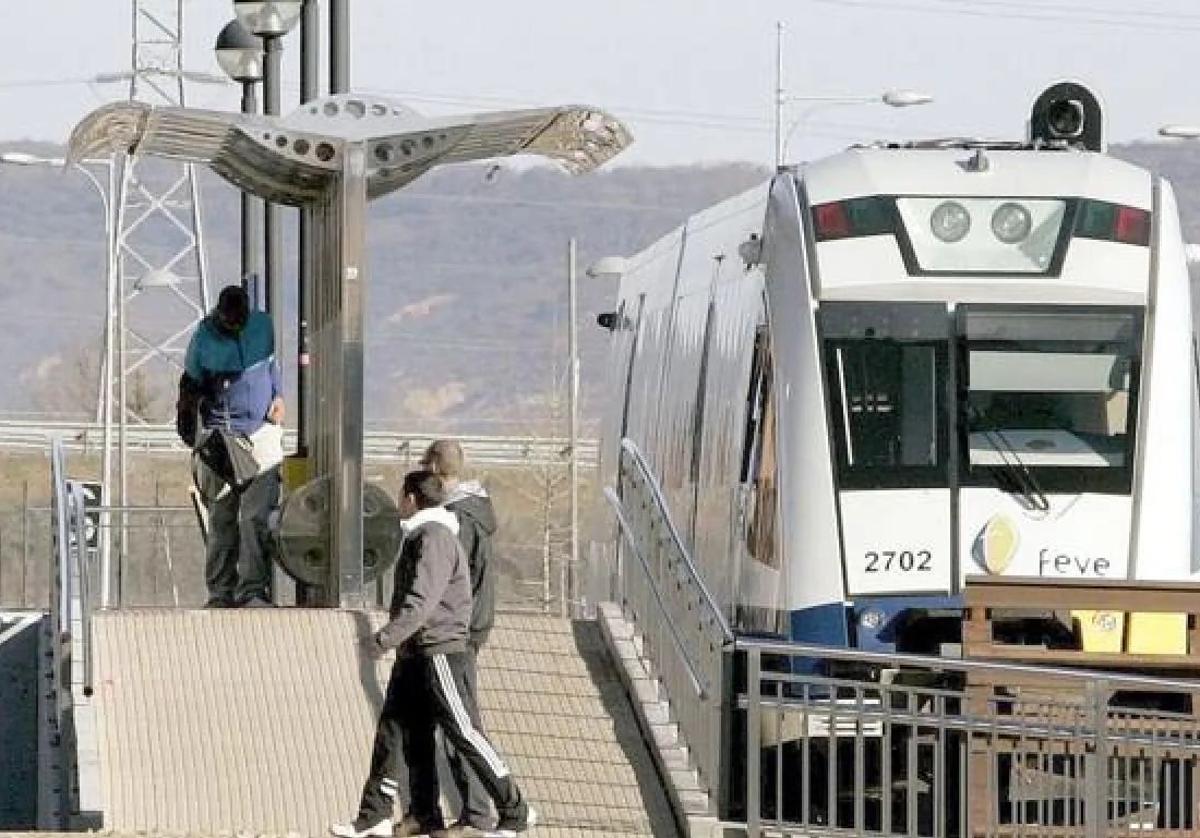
69, 93, 632, 204
68, 94, 632, 608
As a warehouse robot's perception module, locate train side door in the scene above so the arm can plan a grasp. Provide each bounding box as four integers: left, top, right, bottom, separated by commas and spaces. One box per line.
820, 302, 955, 596
732, 323, 785, 632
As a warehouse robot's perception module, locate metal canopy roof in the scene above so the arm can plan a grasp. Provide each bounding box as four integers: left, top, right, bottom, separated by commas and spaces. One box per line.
69, 93, 633, 205
67, 92, 632, 607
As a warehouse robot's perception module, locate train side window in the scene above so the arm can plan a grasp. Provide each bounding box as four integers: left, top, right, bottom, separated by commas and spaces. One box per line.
619, 296, 645, 440
739, 326, 779, 568
690, 299, 717, 486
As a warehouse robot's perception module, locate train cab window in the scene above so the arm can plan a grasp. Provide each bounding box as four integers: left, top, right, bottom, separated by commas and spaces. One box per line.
739, 326, 778, 568
820, 303, 950, 489
961, 306, 1141, 492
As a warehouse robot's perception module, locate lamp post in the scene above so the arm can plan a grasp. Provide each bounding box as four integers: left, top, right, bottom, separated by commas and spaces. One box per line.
215, 19, 264, 297
0, 152, 114, 439
773, 20, 932, 168
1, 151, 119, 606
234, 0, 301, 344
1159, 125, 1200, 140
777, 90, 933, 167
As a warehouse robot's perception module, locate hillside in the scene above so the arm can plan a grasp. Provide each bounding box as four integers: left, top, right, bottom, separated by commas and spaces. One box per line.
0, 151, 767, 431
2, 141, 1199, 432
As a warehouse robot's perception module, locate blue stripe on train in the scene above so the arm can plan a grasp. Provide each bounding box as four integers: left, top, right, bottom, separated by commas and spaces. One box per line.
786, 596, 963, 672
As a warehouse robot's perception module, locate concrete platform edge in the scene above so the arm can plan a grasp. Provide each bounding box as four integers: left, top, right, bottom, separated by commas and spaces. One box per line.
596, 602, 720, 838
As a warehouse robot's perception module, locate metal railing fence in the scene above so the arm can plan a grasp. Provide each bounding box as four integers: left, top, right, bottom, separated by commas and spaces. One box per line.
739, 638, 1200, 837
604, 435, 1200, 837
606, 437, 735, 811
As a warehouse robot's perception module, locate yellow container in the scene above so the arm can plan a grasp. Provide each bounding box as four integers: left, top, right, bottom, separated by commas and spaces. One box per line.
1073, 610, 1125, 654
281, 454, 312, 494
1126, 612, 1188, 656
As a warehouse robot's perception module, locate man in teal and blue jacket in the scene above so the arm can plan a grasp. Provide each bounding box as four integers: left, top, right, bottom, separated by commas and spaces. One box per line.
177, 285, 284, 607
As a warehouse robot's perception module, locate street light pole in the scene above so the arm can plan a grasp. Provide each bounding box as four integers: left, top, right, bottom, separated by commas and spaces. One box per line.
778, 90, 934, 165
331, 0, 349, 93
241, 80, 262, 294
233, 0, 302, 339
263, 34, 283, 336
775, 21, 785, 170
215, 18, 265, 297
566, 238, 579, 619
0, 151, 119, 605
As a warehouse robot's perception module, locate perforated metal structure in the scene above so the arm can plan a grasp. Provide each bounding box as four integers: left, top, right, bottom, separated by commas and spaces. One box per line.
101, 0, 213, 605
71, 94, 631, 606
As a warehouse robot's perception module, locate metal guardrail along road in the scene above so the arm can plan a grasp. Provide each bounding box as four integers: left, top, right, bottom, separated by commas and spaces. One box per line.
0, 420, 597, 468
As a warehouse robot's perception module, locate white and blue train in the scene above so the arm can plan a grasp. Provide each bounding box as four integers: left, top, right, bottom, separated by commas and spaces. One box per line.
599, 82, 1197, 656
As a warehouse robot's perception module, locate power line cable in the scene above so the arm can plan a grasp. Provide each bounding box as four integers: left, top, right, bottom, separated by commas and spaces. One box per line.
810, 0, 1200, 32
921, 0, 1200, 24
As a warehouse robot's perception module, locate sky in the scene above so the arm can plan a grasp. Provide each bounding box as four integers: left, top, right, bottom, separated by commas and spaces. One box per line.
2, 0, 1200, 167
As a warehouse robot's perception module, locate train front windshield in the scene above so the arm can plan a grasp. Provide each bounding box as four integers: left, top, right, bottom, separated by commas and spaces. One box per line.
821, 303, 1142, 494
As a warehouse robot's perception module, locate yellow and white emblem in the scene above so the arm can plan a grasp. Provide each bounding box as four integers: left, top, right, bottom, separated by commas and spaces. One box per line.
978, 515, 1019, 575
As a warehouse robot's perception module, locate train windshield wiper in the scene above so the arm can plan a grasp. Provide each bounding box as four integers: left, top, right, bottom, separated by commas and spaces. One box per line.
968, 406, 1050, 512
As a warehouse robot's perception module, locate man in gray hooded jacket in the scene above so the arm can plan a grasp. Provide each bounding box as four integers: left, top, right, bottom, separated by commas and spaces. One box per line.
421, 440, 499, 833
331, 470, 533, 838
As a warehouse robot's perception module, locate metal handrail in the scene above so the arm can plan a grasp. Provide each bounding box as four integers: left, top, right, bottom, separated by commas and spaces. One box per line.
605, 486, 709, 698
50, 437, 97, 695
618, 437, 734, 643
68, 482, 95, 696
736, 636, 1200, 693
50, 439, 71, 641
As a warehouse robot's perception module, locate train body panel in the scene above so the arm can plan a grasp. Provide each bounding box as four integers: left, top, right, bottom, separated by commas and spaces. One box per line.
1133, 180, 1194, 581
758, 175, 847, 637
601, 127, 1197, 656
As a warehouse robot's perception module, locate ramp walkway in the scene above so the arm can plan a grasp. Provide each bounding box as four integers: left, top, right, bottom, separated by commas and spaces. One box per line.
84, 608, 677, 837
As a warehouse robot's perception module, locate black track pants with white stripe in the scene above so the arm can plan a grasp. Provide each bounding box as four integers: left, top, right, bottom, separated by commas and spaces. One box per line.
358, 655, 437, 824
422, 652, 525, 821
357, 652, 525, 824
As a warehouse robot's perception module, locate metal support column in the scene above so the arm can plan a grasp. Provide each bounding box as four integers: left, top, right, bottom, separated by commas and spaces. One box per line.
297, 0, 320, 455
331, 142, 368, 608
294, 0, 321, 605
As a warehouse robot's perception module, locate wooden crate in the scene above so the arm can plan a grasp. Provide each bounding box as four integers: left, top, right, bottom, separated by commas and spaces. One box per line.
964, 576, 1200, 669
962, 577, 1200, 836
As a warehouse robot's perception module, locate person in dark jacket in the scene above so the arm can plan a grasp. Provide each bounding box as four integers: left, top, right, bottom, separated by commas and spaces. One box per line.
331, 470, 534, 838
176, 285, 284, 608
420, 440, 498, 832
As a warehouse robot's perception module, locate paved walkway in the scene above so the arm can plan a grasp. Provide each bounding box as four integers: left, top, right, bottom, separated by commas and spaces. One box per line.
85, 608, 677, 837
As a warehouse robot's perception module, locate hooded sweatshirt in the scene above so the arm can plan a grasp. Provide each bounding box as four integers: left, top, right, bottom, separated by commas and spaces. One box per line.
445, 480, 498, 647
374, 506, 471, 656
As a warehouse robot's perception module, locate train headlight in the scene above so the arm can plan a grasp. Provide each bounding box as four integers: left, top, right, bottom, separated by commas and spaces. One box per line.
859, 609, 885, 632
1092, 611, 1120, 633
930, 201, 971, 243
991, 202, 1032, 244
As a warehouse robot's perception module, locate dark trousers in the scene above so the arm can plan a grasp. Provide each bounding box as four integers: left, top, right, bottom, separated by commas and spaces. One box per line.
358, 652, 525, 825
196, 456, 278, 604
443, 642, 493, 827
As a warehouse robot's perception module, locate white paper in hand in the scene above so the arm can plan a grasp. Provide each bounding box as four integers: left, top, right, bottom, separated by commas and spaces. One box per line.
249, 421, 285, 473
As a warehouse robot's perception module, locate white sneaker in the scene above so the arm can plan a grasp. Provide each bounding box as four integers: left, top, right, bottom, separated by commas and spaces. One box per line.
489, 806, 537, 837
330, 816, 394, 838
